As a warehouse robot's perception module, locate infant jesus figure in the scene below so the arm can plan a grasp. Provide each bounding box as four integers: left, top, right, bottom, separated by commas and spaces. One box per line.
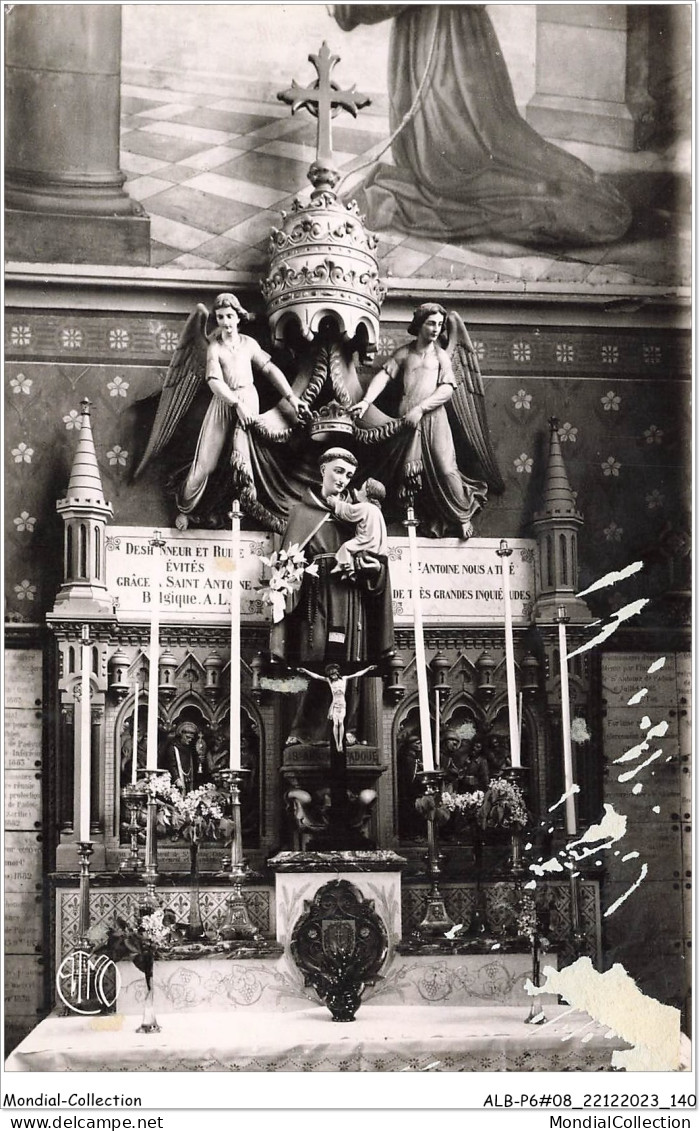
329, 477, 388, 578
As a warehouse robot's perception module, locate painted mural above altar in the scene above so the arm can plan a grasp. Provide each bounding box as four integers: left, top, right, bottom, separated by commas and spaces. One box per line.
105, 527, 536, 627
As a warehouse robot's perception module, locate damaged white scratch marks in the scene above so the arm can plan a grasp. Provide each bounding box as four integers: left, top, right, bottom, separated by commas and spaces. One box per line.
525, 957, 681, 1071
571, 717, 591, 742
548, 784, 581, 813
567, 600, 649, 659
627, 687, 648, 705
647, 657, 666, 673
576, 561, 644, 597
259, 674, 309, 694
617, 749, 662, 782
570, 803, 627, 846
604, 862, 648, 916
529, 857, 565, 876
614, 720, 669, 763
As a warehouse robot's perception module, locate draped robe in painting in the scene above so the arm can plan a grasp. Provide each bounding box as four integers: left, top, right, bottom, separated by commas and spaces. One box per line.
333, 4, 632, 247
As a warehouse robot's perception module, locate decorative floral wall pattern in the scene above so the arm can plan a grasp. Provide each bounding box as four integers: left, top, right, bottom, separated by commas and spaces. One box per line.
5, 311, 691, 627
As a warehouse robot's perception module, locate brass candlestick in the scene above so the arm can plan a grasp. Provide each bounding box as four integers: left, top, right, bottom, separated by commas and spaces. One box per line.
414, 769, 454, 938
120, 782, 147, 872
75, 840, 94, 949
216, 768, 261, 941
138, 769, 166, 912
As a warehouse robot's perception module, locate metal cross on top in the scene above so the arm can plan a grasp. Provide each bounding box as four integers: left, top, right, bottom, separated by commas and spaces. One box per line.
278, 42, 370, 191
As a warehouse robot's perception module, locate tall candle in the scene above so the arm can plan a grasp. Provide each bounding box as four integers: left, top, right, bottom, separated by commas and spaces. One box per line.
434, 689, 441, 768
497, 541, 521, 767
146, 532, 162, 771
79, 626, 91, 842
229, 502, 241, 770
132, 680, 139, 784
406, 508, 434, 772
558, 609, 577, 836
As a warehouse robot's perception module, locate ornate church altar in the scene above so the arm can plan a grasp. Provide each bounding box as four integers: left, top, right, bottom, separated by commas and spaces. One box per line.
5, 35, 690, 1071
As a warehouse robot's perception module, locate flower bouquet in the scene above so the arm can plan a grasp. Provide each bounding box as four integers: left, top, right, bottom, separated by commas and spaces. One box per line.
157, 782, 234, 940
156, 781, 231, 843
88, 907, 177, 1031
440, 789, 485, 818
257, 543, 319, 623
479, 777, 529, 832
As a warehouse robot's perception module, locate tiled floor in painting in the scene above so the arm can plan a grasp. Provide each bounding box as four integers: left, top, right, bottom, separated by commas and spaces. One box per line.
120, 83, 691, 289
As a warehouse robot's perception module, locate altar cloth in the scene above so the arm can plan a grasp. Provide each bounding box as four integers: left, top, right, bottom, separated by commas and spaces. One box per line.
5, 1006, 629, 1072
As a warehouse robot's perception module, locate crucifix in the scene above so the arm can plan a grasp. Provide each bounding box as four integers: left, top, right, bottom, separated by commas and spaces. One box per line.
278, 41, 370, 194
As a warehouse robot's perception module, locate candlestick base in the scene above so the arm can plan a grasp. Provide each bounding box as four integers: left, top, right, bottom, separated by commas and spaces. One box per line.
120, 783, 147, 873
215, 768, 261, 941
218, 865, 262, 942
137, 769, 168, 912
568, 864, 587, 958
75, 841, 94, 950
413, 769, 454, 939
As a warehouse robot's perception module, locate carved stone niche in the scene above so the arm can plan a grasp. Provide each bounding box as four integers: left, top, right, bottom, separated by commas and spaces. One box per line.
290, 878, 388, 1022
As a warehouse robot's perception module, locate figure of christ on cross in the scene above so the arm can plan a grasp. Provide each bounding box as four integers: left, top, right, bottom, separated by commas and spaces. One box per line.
298, 663, 376, 750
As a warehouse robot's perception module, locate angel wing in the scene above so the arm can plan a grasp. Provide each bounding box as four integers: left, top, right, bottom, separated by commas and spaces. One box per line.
134, 304, 210, 478
444, 311, 505, 493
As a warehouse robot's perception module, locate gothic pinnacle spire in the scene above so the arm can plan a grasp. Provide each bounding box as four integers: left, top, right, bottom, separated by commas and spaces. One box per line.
51, 399, 115, 619
536, 417, 582, 520
533, 418, 591, 623
63, 399, 111, 509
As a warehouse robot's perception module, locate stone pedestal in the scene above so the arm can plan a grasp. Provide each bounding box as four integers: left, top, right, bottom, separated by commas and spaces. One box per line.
525, 5, 656, 151
269, 850, 406, 946
281, 742, 386, 851
5, 5, 150, 265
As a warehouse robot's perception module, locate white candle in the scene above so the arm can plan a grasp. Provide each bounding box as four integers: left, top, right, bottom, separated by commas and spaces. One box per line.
434, 689, 441, 768
406, 509, 434, 772
146, 533, 162, 771
558, 611, 577, 836
79, 628, 91, 842
229, 502, 241, 771
498, 542, 521, 767
132, 680, 139, 784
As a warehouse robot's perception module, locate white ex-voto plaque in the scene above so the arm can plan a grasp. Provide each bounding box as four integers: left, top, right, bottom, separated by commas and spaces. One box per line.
106, 528, 536, 626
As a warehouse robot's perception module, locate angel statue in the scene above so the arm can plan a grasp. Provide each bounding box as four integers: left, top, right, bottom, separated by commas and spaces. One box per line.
135, 292, 310, 529
350, 303, 504, 538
